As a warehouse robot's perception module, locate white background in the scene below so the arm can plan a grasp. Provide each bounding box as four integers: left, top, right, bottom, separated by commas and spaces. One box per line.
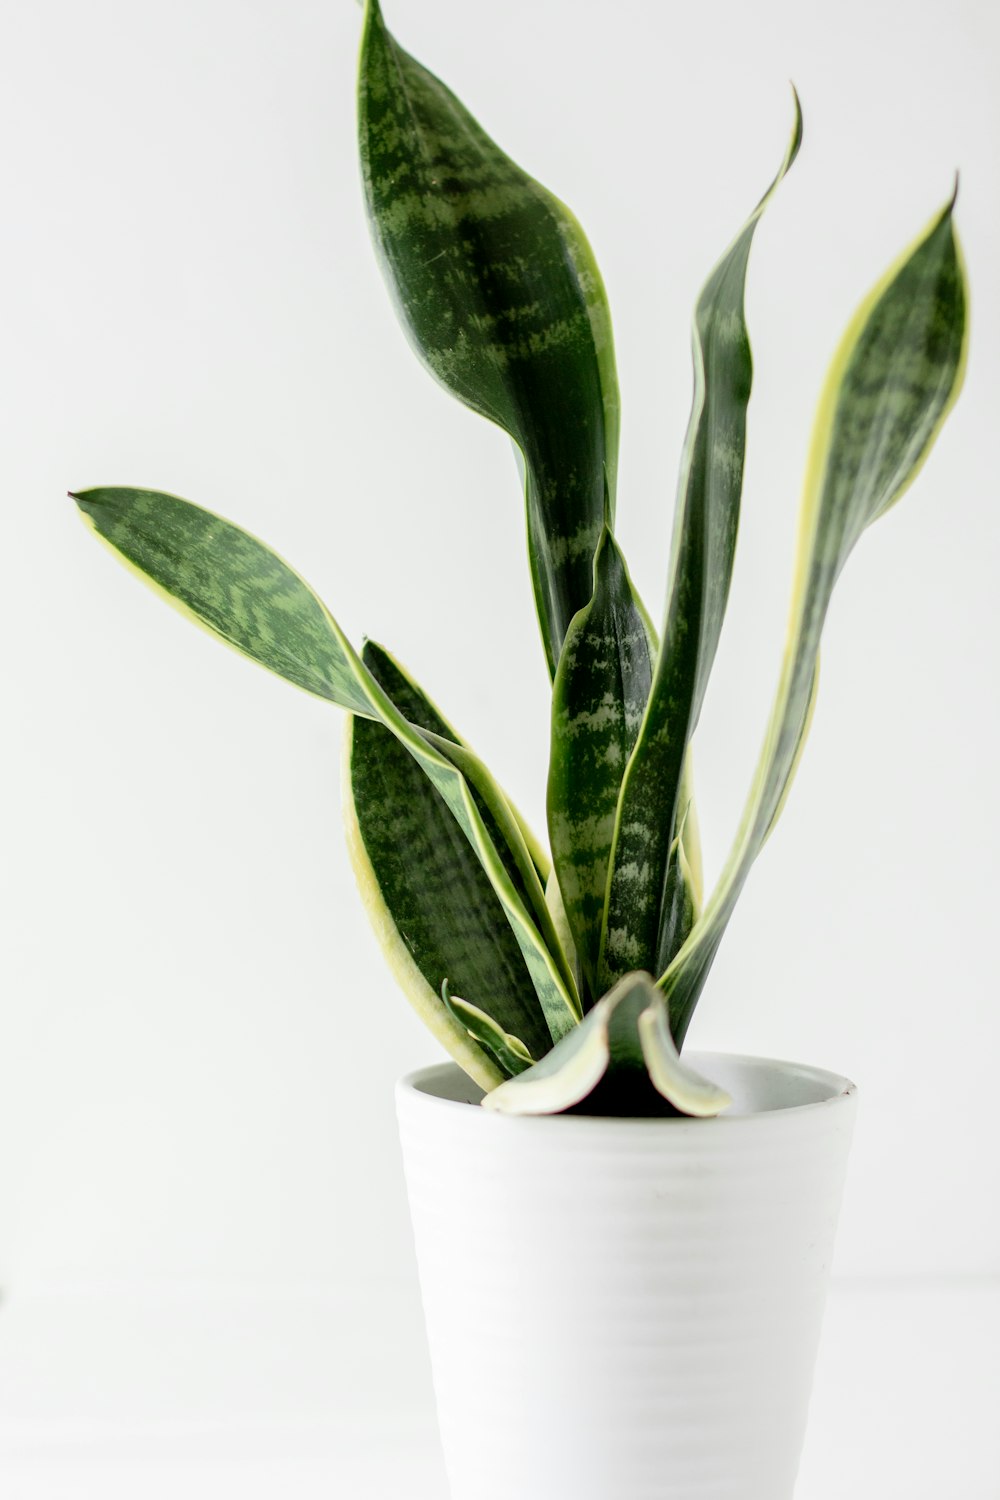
0, 0, 997, 1492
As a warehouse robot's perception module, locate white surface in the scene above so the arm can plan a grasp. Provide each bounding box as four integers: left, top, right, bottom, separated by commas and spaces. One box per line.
0, 0, 998, 1308
0, 1278, 996, 1499
399, 1060, 856, 1499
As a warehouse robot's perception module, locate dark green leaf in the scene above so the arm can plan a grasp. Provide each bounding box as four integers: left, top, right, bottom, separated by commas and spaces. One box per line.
547, 527, 654, 1003
358, 0, 619, 675
346, 644, 556, 1061
599, 99, 801, 992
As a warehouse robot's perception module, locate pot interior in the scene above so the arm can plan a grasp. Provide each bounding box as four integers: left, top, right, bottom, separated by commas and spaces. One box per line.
406, 1052, 855, 1118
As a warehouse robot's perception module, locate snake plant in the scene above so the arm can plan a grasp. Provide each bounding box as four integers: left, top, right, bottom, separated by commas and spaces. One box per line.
73, 0, 968, 1118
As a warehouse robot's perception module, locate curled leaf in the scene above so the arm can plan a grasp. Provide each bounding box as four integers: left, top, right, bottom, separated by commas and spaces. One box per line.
483, 972, 732, 1117
442, 982, 535, 1079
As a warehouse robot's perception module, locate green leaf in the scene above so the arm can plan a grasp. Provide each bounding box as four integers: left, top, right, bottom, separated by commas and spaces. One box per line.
656, 813, 698, 966
344, 769, 505, 1092
677, 755, 704, 910
599, 97, 802, 992
441, 982, 535, 1078
483, 971, 732, 1117
547, 526, 654, 1003
662, 192, 969, 1043
345, 642, 561, 1067
74, 487, 378, 714
420, 726, 577, 1001
358, 0, 619, 676
72, 487, 579, 1046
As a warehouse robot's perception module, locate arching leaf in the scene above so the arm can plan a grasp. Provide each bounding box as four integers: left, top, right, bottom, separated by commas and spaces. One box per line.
72, 487, 579, 1044
662, 193, 968, 1042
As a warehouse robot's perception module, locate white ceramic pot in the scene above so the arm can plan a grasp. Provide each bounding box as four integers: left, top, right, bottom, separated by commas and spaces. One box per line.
397, 1052, 856, 1500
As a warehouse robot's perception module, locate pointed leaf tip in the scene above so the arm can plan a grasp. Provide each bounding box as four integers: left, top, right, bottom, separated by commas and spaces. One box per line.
357, 1, 620, 675
788, 84, 803, 157
599, 103, 800, 992
660, 185, 968, 1040
442, 979, 536, 1078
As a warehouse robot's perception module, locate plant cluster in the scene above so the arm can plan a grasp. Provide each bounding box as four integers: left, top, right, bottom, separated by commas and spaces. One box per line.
75, 0, 967, 1116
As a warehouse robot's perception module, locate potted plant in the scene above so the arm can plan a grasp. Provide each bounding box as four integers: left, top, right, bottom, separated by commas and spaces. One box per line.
72, 2, 967, 1496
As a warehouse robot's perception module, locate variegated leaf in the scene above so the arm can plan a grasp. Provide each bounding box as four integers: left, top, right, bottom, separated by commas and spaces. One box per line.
358, 0, 619, 676
547, 525, 654, 1004
72, 487, 579, 1045
483, 971, 732, 1117
599, 97, 802, 991
662, 193, 968, 1042
421, 726, 576, 999
346, 642, 563, 1067
441, 982, 535, 1078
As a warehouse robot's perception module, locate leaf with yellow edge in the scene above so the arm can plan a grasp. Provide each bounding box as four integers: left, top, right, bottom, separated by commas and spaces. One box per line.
662, 191, 969, 1043
342, 742, 504, 1092
345, 641, 567, 1067
598, 96, 802, 995
72, 487, 579, 1046
483, 971, 732, 1117
358, 0, 619, 677
441, 982, 535, 1079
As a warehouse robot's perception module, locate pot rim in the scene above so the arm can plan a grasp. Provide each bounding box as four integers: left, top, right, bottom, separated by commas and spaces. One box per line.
398, 1051, 857, 1128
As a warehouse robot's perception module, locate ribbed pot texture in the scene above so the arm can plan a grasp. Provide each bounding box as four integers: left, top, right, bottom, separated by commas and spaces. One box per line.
397, 1053, 856, 1500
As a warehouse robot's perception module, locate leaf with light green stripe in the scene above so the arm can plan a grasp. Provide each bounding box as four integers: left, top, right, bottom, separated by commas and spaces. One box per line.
343, 746, 505, 1094
483, 971, 732, 1117
656, 812, 698, 965
677, 756, 704, 910
547, 525, 654, 1005
420, 727, 576, 1000
441, 982, 535, 1079
599, 97, 802, 992
358, 0, 619, 676
345, 641, 564, 1064
662, 192, 968, 1043
72, 486, 579, 1045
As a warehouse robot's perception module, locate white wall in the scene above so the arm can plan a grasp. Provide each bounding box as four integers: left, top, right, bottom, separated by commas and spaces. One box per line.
0, 0, 997, 1292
